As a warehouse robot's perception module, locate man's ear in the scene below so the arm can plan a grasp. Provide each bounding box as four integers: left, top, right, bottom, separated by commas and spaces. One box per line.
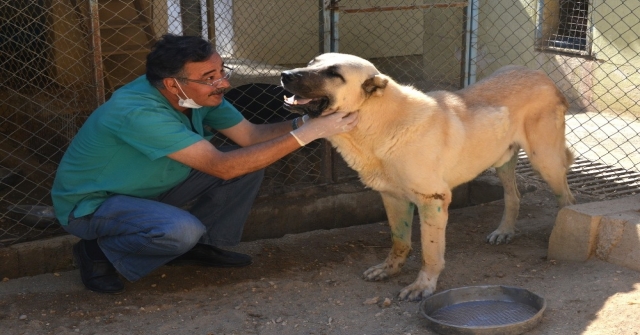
362, 74, 388, 97
163, 77, 180, 94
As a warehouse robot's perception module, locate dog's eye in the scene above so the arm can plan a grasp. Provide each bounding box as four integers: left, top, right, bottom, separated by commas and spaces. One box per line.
325, 66, 345, 81
325, 66, 339, 76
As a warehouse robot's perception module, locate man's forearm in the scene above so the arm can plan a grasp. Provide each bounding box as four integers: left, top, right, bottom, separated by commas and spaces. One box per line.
250, 117, 303, 144
169, 134, 302, 180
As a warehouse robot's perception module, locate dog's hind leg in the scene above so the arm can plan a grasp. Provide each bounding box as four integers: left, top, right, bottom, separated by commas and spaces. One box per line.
363, 193, 415, 281
397, 189, 452, 301
486, 150, 521, 245
524, 97, 576, 207
528, 146, 576, 207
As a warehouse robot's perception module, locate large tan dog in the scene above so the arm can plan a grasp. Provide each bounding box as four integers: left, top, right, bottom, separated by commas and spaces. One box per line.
280, 53, 575, 301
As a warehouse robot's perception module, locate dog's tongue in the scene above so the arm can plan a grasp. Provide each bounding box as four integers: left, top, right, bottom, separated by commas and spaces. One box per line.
284, 95, 312, 105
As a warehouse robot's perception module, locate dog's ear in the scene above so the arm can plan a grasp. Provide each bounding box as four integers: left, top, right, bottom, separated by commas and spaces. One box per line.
362, 74, 388, 97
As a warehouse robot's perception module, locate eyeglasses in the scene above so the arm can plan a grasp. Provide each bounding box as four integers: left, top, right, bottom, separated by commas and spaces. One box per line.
175, 65, 233, 87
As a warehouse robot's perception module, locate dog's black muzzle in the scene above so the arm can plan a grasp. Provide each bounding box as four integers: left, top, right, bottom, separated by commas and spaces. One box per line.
280, 70, 299, 86
280, 70, 330, 118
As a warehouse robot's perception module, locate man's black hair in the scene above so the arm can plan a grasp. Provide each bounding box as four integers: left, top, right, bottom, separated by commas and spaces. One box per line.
146, 34, 215, 88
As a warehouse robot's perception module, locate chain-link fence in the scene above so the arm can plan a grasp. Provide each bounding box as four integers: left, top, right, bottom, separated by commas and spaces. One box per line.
1, 0, 639, 246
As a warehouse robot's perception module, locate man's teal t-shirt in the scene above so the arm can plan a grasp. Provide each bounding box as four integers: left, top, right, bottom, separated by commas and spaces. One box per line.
51, 75, 243, 225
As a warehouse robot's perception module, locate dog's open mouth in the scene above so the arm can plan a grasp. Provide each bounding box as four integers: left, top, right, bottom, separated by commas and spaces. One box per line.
283, 94, 329, 117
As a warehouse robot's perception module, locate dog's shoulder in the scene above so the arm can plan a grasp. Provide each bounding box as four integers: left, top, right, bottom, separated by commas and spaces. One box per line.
426, 90, 466, 113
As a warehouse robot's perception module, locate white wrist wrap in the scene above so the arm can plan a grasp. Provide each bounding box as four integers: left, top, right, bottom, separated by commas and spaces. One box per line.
290, 131, 306, 146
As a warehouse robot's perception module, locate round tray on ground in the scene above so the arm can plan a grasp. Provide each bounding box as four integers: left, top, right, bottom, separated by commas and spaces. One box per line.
419, 285, 546, 335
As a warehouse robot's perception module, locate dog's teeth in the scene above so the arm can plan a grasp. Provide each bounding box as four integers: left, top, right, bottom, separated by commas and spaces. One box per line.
284, 95, 297, 105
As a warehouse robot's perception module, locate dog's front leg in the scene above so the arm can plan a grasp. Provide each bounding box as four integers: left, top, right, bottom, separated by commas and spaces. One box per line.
487, 152, 521, 244
363, 193, 415, 281
398, 191, 451, 301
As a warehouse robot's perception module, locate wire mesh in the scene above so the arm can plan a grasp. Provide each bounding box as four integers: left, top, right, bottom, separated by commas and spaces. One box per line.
0, 0, 638, 246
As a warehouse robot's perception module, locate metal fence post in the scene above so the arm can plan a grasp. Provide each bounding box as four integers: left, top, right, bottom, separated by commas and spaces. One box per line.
464, 0, 479, 87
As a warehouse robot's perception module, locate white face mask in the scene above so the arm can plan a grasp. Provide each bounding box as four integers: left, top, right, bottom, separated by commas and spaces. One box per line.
174, 79, 202, 109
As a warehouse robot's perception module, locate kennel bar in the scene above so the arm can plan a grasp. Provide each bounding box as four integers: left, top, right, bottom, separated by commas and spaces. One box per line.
88, 0, 106, 105
335, 2, 469, 13
464, 0, 479, 86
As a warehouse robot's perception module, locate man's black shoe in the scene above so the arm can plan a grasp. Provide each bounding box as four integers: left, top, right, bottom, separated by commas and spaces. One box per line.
167, 244, 252, 267
72, 240, 125, 294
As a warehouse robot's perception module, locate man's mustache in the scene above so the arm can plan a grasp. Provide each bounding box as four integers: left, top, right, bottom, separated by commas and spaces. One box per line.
210, 87, 230, 96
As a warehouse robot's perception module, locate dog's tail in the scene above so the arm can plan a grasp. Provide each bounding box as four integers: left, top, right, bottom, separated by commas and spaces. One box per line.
564, 147, 575, 171
558, 90, 570, 113
555, 87, 574, 172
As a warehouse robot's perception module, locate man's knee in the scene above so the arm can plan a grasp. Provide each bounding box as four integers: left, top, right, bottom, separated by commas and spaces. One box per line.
159, 215, 206, 253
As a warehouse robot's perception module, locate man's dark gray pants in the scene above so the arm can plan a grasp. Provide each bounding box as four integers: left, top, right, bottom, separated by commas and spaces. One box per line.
62, 167, 265, 281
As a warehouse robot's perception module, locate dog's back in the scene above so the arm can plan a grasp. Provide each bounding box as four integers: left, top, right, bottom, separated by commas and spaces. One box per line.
458, 66, 569, 119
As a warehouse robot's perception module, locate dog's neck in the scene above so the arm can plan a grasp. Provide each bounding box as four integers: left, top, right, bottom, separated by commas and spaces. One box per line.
328, 80, 435, 155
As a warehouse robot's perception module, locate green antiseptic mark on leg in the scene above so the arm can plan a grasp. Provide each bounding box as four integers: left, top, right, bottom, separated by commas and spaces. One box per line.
404, 203, 415, 227
407, 203, 415, 216
392, 203, 415, 241
417, 203, 445, 218
392, 227, 409, 240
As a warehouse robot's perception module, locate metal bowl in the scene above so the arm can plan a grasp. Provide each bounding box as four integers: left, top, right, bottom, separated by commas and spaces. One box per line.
6, 205, 58, 229
419, 285, 546, 335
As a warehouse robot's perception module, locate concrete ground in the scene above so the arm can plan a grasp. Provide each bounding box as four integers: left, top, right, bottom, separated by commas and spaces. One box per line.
1, 184, 640, 335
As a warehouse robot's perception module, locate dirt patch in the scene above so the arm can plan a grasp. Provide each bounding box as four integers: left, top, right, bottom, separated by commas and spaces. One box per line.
1, 185, 640, 335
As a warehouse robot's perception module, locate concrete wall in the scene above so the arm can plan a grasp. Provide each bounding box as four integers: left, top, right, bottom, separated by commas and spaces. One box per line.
54, 0, 639, 113
473, 0, 640, 114
113, 1, 640, 114
49, 0, 93, 88
336, 0, 424, 59
230, 0, 424, 65
421, 2, 465, 86
230, 0, 319, 64
590, 0, 640, 114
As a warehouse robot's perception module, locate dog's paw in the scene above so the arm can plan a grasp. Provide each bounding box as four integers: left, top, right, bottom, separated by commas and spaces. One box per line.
486, 229, 514, 245
363, 263, 396, 281
398, 282, 435, 301
397, 270, 437, 301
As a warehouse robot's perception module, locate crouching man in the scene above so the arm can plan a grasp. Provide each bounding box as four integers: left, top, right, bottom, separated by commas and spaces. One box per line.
51, 34, 358, 293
